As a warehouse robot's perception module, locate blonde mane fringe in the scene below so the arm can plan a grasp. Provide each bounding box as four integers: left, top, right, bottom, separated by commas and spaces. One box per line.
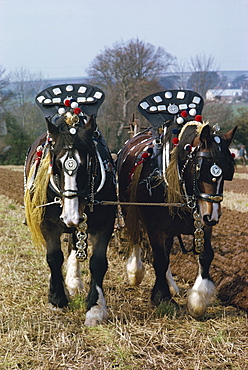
24, 152, 51, 249
178, 120, 207, 141
165, 149, 183, 213
166, 121, 207, 215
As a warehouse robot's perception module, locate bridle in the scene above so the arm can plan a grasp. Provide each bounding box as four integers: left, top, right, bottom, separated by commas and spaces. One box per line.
47, 138, 107, 208
179, 146, 224, 209
49, 145, 97, 202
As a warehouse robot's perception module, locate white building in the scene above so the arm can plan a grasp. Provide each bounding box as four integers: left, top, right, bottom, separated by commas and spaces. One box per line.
206, 89, 243, 101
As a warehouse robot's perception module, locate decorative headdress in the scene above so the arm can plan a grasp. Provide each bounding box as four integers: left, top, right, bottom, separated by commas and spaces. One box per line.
138, 89, 204, 127
35, 83, 105, 124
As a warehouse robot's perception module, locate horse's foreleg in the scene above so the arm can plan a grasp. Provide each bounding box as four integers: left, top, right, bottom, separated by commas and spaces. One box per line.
126, 244, 145, 286
84, 227, 112, 326
187, 227, 216, 319
42, 222, 69, 308
65, 234, 84, 296
150, 234, 173, 306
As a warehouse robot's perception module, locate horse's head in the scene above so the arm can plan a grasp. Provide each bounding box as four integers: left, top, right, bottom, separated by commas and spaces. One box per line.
177, 122, 237, 226
46, 114, 97, 227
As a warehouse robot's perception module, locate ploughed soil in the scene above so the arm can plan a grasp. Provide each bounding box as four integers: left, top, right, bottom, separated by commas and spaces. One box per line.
0, 165, 247, 311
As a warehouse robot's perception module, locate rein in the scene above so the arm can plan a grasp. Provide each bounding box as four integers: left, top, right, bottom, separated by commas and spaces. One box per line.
37, 199, 185, 208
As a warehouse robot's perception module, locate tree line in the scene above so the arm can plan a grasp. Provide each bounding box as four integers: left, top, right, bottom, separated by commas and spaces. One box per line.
0, 38, 248, 164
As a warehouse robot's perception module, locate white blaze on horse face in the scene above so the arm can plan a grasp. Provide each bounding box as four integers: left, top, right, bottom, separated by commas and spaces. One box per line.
60, 151, 81, 227
210, 176, 223, 222
198, 176, 223, 224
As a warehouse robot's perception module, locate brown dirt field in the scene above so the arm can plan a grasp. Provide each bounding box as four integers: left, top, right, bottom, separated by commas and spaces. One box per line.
0, 165, 247, 311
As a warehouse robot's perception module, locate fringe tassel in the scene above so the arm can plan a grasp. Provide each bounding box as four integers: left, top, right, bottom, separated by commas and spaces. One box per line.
24, 152, 51, 249
165, 148, 183, 215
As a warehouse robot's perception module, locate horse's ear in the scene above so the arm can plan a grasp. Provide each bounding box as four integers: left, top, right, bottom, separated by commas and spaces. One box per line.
85, 114, 97, 132
46, 117, 59, 136
199, 124, 211, 145
223, 126, 238, 146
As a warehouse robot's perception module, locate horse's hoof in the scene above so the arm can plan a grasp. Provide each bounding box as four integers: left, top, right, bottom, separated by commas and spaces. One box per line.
151, 291, 172, 307
155, 298, 179, 317
84, 306, 108, 326
187, 291, 207, 319
187, 278, 216, 319
84, 317, 105, 327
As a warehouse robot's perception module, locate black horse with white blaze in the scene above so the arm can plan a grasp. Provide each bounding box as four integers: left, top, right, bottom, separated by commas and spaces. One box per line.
117, 90, 237, 318
25, 84, 116, 326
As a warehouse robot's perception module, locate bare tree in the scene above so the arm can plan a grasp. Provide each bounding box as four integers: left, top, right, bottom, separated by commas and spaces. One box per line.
171, 60, 189, 90
88, 38, 175, 150
0, 66, 11, 136
187, 54, 220, 98
9, 68, 47, 132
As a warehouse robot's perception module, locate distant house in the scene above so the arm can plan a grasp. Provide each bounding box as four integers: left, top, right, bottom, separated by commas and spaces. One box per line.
206, 89, 243, 101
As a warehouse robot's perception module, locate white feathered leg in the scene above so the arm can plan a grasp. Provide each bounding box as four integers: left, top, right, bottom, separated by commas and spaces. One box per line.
187, 273, 216, 319
166, 266, 179, 296
84, 286, 108, 326
65, 249, 84, 296
126, 245, 145, 286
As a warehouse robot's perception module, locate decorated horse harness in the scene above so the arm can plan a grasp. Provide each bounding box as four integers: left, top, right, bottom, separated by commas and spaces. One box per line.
26, 84, 115, 261
122, 90, 228, 253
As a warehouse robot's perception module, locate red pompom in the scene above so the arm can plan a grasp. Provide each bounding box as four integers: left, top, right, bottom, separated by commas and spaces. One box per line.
231, 153, 236, 158
141, 152, 149, 159
172, 137, 179, 145
74, 107, 81, 115
64, 99, 71, 107
181, 110, 188, 118
36, 150, 42, 158
195, 115, 202, 122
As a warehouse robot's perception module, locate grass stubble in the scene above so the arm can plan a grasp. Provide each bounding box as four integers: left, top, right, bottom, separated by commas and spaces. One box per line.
0, 193, 247, 369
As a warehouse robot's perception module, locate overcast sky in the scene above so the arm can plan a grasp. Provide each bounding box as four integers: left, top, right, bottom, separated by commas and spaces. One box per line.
1, 0, 248, 79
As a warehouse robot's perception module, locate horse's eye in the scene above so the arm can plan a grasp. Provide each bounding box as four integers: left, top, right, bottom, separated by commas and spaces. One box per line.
56, 159, 62, 168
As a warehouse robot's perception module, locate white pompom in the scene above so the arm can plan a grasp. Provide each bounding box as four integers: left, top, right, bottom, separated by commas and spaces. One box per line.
71, 101, 78, 109
189, 108, 196, 116
58, 107, 65, 115
177, 117, 184, 124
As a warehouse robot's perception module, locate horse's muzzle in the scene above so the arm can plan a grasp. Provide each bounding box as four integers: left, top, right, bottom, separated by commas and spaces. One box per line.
203, 215, 219, 226
60, 215, 80, 228
198, 199, 222, 227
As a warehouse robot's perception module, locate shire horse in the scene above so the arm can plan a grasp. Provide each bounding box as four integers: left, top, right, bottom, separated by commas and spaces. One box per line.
24, 84, 116, 326
117, 90, 237, 318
